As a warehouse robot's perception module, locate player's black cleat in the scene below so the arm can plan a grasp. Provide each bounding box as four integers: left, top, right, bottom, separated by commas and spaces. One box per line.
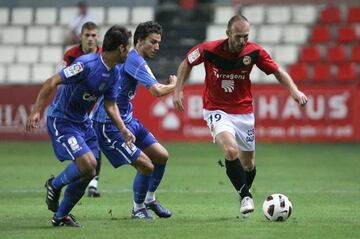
51, 214, 82, 227
145, 200, 172, 218
87, 186, 101, 197
44, 176, 61, 212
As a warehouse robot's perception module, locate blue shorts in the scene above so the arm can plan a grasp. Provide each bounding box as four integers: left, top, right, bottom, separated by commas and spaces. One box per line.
93, 118, 157, 168
47, 116, 100, 161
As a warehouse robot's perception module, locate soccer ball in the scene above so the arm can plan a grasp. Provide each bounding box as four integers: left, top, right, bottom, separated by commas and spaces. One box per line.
262, 193, 293, 222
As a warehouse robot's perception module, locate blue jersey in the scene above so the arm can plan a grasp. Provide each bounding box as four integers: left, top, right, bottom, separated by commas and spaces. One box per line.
92, 49, 157, 123
47, 53, 121, 123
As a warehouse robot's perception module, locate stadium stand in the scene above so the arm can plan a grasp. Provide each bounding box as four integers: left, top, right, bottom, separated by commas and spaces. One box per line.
0, 1, 359, 84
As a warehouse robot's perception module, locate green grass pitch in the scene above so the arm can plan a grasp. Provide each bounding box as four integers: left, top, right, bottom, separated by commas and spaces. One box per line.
0, 142, 359, 239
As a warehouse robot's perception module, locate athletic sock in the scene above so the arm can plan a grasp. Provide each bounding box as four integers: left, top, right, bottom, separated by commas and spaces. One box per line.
145, 163, 166, 202
145, 191, 155, 203
55, 179, 88, 218
246, 166, 256, 189
225, 158, 251, 199
52, 162, 82, 189
95, 155, 101, 177
133, 172, 151, 205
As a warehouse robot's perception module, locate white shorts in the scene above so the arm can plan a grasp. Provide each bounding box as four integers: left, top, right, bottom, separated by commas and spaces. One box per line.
203, 109, 255, 151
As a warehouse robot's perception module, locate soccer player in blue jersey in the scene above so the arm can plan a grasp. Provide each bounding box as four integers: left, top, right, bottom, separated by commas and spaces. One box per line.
25, 25, 135, 227
92, 21, 176, 219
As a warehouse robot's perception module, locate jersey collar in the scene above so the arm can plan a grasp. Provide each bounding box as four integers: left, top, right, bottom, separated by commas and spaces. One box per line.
100, 55, 111, 71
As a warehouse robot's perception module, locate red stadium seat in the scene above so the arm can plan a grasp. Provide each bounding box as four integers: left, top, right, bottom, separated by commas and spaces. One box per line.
350, 45, 360, 63
288, 63, 309, 81
310, 25, 331, 43
336, 26, 357, 43
336, 63, 358, 81
319, 7, 341, 23
327, 45, 346, 63
299, 45, 321, 63
313, 63, 332, 81
347, 6, 360, 23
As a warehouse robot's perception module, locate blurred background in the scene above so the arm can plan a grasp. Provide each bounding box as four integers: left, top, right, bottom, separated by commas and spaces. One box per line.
0, 0, 359, 142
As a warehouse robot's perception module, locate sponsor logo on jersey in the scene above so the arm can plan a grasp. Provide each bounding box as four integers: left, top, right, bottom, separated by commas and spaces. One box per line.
221, 80, 234, 93
82, 92, 97, 102
188, 48, 200, 64
63, 62, 84, 78
144, 64, 155, 78
243, 55, 251, 65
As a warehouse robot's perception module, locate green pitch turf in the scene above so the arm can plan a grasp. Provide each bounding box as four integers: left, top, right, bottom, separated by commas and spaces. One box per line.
0, 142, 359, 239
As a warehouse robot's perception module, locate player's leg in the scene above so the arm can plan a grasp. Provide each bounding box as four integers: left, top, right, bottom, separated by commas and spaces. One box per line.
131, 153, 154, 219
142, 143, 172, 218
233, 113, 256, 217
93, 121, 154, 219
50, 123, 99, 227
87, 153, 101, 197
52, 151, 97, 227
45, 117, 94, 213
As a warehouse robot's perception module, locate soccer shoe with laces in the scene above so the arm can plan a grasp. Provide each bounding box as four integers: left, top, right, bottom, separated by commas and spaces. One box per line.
51, 214, 82, 227
131, 208, 153, 220
145, 200, 172, 218
87, 186, 101, 197
240, 196, 254, 218
44, 176, 61, 212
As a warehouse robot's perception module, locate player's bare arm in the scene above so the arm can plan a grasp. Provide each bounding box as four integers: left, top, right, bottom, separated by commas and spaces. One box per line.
25, 74, 62, 133
148, 75, 177, 97
273, 68, 308, 106
173, 59, 193, 112
104, 100, 135, 145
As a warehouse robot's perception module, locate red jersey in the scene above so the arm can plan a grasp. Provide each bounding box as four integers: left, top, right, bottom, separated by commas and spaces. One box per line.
60, 44, 102, 68
186, 39, 279, 114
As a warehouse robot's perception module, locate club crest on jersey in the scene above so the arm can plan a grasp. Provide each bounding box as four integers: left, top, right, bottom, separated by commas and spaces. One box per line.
188, 48, 200, 64
243, 55, 251, 65
63, 62, 84, 78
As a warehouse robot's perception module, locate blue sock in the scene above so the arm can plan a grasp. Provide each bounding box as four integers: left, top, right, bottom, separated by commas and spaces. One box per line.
133, 172, 151, 204
52, 163, 82, 189
148, 163, 166, 192
55, 179, 88, 218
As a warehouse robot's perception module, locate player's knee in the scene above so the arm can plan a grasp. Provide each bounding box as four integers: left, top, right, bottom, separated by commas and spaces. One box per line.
242, 159, 255, 171
158, 149, 169, 164
223, 145, 239, 160
143, 163, 154, 176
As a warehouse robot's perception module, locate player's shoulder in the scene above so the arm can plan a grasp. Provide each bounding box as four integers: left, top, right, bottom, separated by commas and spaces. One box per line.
125, 49, 145, 67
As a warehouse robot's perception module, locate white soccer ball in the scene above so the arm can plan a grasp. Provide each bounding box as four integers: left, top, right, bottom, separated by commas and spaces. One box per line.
262, 193, 293, 222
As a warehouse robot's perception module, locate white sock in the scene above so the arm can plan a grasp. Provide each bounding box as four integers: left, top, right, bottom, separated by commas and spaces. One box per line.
133, 202, 145, 211
145, 191, 156, 203
88, 177, 98, 189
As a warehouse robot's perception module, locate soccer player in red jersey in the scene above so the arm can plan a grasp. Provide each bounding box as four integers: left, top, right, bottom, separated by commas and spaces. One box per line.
60, 21, 102, 69
173, 15, 308, 218
60, 21, 103, 198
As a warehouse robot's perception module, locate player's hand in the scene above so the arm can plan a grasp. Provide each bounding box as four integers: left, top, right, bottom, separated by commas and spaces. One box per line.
173, 91, 184, 112
168, 75, 177, 86
25, 111, 41, 133
292, 89, 308, 106
121, 128, 136, 145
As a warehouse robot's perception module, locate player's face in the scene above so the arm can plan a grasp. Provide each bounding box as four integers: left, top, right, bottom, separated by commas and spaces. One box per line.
81, 28, 98, 53
141, 33, 161, 59
117, 39, 132, 63
227, 20, 249, 53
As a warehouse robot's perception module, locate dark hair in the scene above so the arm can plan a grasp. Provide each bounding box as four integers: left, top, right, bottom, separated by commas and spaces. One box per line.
227, 15, 248, 30
102, 25, 132, 52
81, 21, 98, 34
133, 21, 162, 46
